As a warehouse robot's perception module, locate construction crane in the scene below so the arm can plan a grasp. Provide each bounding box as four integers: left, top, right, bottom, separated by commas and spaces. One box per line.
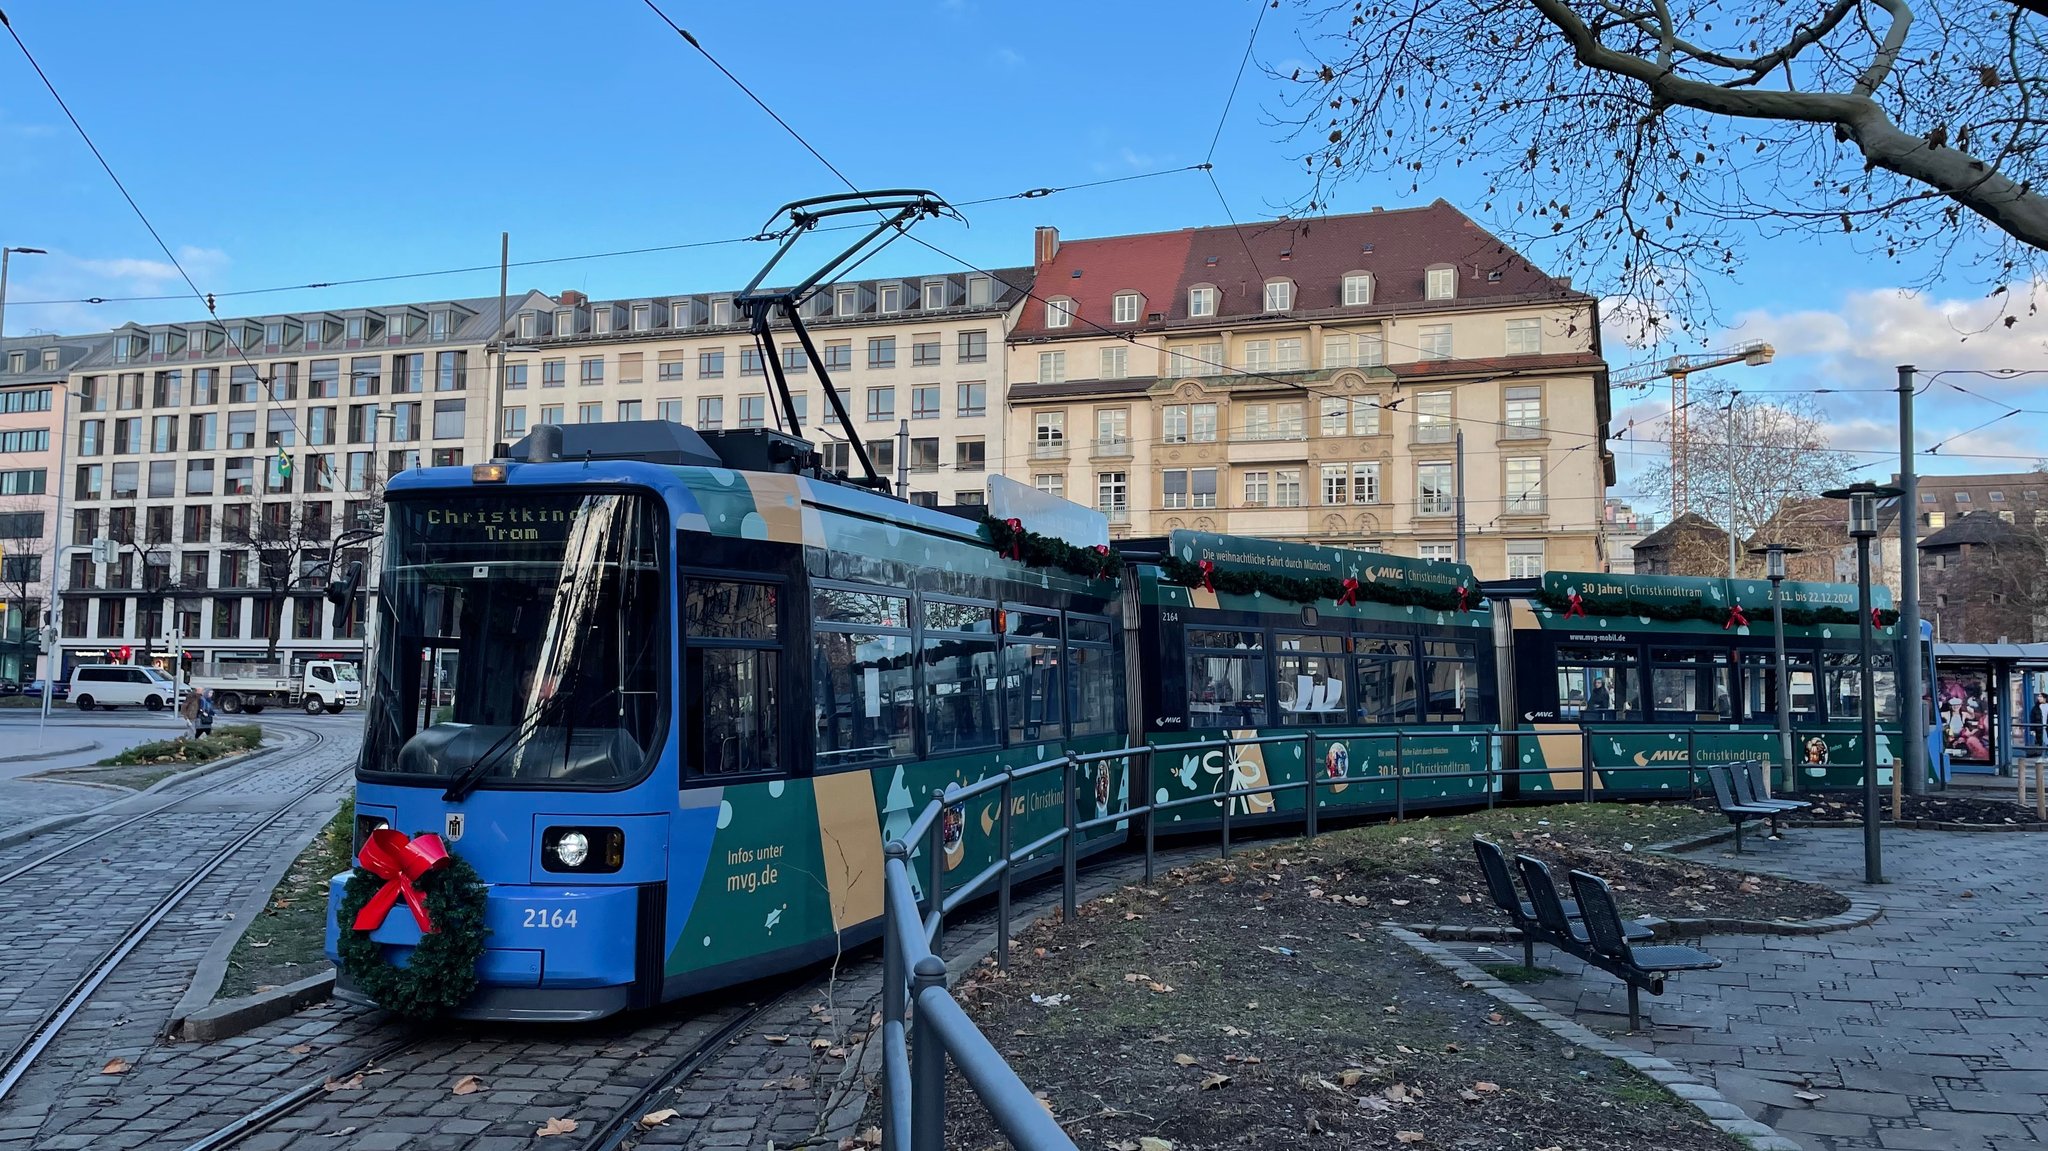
1610, 341, 1775, 513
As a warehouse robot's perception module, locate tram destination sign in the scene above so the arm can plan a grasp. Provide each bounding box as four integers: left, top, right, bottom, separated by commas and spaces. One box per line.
1169, 530, 1473, 593
416, 501, 577, 544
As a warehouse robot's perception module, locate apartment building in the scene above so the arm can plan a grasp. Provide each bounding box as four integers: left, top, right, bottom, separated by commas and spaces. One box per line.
53, 296, 531, 672
0, 335, 97, 681
1003, 202, 1614, 577
499, 270, 1027, 507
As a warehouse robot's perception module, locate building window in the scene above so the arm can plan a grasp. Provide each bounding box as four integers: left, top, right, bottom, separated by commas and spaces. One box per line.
1034, 412, 1066, 456
1243, 340, 1270, 372
654, 399, 684, 423
911, 385, 940, 420
878, 285, 902, 313
1324, 335, 1354, 368
1034, 473, 1064, 498
1352, 462, 1380, 504
574, 357, 603, 387
1163, 469, 1189, 509
956, 440, 985, 471
1242, 470, 1270, 507
1505, 318, 1542, 356
1506, 540, 1545, 579
1100, 347, 1128, 380
1096, 408, 1128, 450
958, 330, 988, 364
1417, 462, 1455, 515
1505, 457, 1545, 514
823, 342, 852, 371
697, 396, 723, 429
573, 402, 600, 424
1046, 298, 1075, 328
1097, 472, 1128, 521
1264, 280, 1294, 312
433, 399, 467, 439
617, 399, 642, 422
1419, 324, 1453, 361
922, 278, 948, 310
1415, 391, 1453, 442
1038, 352, 1066, 384
909, 437, 939, 472
1504, 385, 1543, 436
1113, 293, 1141, 324
1425, 266, 1457, 300
1275, 469, 1303, 507
542, 359, 567, 387
657, 357, 686, 382
731, 395, 761, 429
1418, 543, 1456, 563
1275, 339, 1304, 371
1320, 464, 1349, 505
736, 348, 764, 377
1343, 273, 1373, 306
867, 387, 895, 422
868, 337, 897, 369
956, 382, 986, 418
911, 337, 941, 368
967, 276, 994, 306
1189, 286, 1217, 317
501, 407, 528, 437
699, 350, 725, 378
1163, 403, 1218, 444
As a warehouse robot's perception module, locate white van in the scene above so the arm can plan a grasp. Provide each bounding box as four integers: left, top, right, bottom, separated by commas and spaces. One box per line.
70, 664, 181, 711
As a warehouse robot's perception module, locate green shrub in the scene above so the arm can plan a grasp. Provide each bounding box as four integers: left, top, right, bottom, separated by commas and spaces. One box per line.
100, 725, 264, 767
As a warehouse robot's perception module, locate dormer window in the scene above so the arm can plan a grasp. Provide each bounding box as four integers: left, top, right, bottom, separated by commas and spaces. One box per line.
386, 312, 412, 340
1189, 285, 1217, 318
712, 298, 734, 325
516, 311, 539, 340
1045, 298, 1075, 329
835, 286, 858, 316
1112, 292, 1141, 325
41, 349, 58, 371
592, 307, 613, 335
113, 335, 133, 363
879, 284, 903, 313
631, 303, 651, 331
1263, 280, 1294, 312
966, 276, 993, 307
150, 331, 168, 355
264, 322, 285, 346
670, 299, 692, 328
1343, 273, 1374, 306
555, 308, 576, 335
5, 352, 22, 373
1425, 265, 1457, 300
345, 316, 365, 341
429, 311, 452, 340
922, 279, 947, 310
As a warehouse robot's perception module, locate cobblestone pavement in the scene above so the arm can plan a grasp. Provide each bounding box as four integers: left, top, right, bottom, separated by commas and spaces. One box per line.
1444, 829, 2048, 1151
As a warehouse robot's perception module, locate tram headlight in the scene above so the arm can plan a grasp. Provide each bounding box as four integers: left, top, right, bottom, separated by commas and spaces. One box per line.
555, 831, 590, 868
541, 826, 625, 873
353, 813, 391, 856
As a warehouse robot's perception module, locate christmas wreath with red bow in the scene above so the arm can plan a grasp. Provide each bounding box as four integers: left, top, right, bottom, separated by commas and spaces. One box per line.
336, 829, 490, 1020
1159, 555, 1471, 612
1537, 587, 1898, 629
981, 516, 1122, 580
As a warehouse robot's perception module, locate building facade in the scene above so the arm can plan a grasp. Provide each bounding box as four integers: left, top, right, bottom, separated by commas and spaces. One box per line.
1601, 497, 1655, 574
497, 270, 1027, 508
52, 298, 523, 674
1002, 202, 1613, 576
0, 335, 96, 681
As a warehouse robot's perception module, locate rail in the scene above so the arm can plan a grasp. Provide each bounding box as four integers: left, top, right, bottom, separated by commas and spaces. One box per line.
876, 722, 1892, 1151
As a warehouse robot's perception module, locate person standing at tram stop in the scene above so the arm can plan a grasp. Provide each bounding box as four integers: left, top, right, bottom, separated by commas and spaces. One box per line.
179, 685, 203, 740
2029, 692, 2048, 751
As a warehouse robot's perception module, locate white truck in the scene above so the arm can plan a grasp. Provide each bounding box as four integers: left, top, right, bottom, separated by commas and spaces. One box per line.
185, 660, 362, 715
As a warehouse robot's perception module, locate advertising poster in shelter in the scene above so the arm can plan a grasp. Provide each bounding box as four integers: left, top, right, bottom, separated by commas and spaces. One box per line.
1937, 667, 1994, 764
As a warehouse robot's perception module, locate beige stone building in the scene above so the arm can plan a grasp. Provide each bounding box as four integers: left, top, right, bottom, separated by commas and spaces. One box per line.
1002, 202, 1614, 577
0, 334, 94, 681
499, 270, 1028, 507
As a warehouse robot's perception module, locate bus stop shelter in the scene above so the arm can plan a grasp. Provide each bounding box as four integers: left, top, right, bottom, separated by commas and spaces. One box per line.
1931, 641, 2048, 775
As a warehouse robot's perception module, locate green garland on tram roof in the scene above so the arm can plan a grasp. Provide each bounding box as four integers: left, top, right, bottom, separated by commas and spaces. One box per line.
981, 516, 1122, 581
1538, 587, 1899, 628
336, 849, 490, 1021
1160, 555, 1470, 612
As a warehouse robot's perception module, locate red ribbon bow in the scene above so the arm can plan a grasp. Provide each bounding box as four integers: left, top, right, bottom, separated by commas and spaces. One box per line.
1003, 519, 1024, 560
1456, 585, 1470, 612
1871, 607, 1884, 628
1724, 603, 1749, 630
1196, 559, 1216, 592
1563, 592, 1586, 619
352, 829, 452, 934
1336, 577, 1360, 606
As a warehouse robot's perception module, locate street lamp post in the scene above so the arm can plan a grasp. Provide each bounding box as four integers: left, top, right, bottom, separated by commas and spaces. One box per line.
1748, 543, 1805, 796
0, 246, 49, 339
1823, 481, 1902, 885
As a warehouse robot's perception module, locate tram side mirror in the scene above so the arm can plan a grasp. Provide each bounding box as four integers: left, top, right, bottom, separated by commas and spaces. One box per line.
325, 559, 364, 631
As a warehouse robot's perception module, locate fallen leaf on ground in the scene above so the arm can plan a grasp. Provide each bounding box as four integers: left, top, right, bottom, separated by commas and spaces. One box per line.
1173, 1053, 1197, 1066
1396, 1045, 1417, 1054
1390, 898, 1412, 907
639, 1109, 678, 1128
323, 1073, 364, 1092
536, 1117, 577, 1137
451, 1074, 485, 1096
320, 1127, 357, 1139
1793, 1090, 1824, 1102
1139, 1139, 1174, 1151
1384, 1082, 1413, 1102
765, 1034, 791, 1044
1473, 1081, 1500, 1093
1200, 1073, 1231, 1091
1222, 1025, 1250, 1037
1459, 1089, 1481, 1102
1033, 1090, 1055, 1115
1456, 894, 1474, 904
811, 1038, 833, 1050
1148, 981, 1175, 993
100, 1058, 131, 1075
1486, 1012, 1507, 1025
1395, 1131, 1425, 1144
287, 1044, 313, 1055
1338, 1069, 1366, 1087
827, 1048, 848, 1059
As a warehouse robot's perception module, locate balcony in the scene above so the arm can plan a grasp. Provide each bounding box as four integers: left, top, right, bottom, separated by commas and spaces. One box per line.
1098, 506, 1131, 525
1416, 498, 1455, 518
1092, 437, 1132, 459
1225, 433, 1309, 464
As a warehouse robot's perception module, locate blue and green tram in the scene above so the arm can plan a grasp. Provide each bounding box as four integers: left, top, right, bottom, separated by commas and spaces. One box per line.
1492, 570, 1911, 798
1124, 530, 1499, 829
326, 423, 1127, 1020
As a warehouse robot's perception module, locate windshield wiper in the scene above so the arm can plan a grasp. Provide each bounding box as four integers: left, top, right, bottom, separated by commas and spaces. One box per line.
441, 680, 623, 803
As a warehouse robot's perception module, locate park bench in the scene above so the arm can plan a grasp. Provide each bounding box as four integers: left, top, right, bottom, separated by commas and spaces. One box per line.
1499, 849, 1652, 961
1705, 763, 1779, 852
1733, 758, 1809, 822
1566, 868, 1722, 1030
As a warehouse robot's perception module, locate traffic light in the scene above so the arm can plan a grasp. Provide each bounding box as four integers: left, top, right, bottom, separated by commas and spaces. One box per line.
325, 559, 364, 633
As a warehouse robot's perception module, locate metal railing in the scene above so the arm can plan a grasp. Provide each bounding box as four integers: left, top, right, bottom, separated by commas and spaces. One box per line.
877, 722, 1888, 1151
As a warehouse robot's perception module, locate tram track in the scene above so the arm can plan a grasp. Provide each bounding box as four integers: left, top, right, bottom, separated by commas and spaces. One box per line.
0, 723, 349, 1107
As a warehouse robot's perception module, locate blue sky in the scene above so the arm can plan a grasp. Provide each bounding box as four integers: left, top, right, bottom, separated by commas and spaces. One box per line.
4, 0, 2046, 509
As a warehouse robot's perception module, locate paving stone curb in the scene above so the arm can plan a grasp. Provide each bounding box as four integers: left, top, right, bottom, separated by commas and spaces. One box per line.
175, 970, 337, 1042
1393, 895, 1883, 944
0, 738, 97, 765
1381, 925, 1806, 1151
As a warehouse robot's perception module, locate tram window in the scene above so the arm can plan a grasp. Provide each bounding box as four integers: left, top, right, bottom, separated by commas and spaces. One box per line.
687, 580, 778, 640
1066, 640, 1119, 737
1424, 641, 1479, 721
1741, 653, 1817, 721
926, 599, 996, 633
1068, 616, 1114, 646
922, 636, 1001, 754
814, 630, 915, 766
1005, 637, 1064, 744
1005, 608, 1061, 642
1276, 633, 1346, 725
1354, 637, 1417, 723
689, 647, 779, 774
1556, 646, 1642, 721
1824, 652, 1897, 721
1188, 629, 1266, 729
1650, 648, 1731, 720
815, 588, 910, 628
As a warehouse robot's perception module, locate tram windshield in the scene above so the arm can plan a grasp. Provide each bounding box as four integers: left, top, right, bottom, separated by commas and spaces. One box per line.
361, 490, 666, 789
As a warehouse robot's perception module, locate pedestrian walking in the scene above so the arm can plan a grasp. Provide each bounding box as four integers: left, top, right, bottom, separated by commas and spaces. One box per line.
179, 684, 202, 740
2029, 691, 2048, 751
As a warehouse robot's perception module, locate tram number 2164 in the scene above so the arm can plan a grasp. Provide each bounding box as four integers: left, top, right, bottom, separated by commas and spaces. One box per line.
522, 908, 579, 929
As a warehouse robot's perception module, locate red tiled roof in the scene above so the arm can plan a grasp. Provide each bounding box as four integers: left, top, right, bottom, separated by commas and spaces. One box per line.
1009, 200, 1587, 340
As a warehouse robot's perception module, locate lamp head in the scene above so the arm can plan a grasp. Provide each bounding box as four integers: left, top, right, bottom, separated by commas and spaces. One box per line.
1820, 482, 1903, 540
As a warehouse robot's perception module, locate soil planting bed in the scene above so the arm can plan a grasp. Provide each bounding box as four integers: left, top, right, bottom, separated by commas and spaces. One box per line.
939, 850, 1739, 1151
1300, 802, 1848, 927
1769, 790, 2046, 828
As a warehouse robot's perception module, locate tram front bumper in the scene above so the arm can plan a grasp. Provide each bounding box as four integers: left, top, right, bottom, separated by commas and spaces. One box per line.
325, 877, 647, 997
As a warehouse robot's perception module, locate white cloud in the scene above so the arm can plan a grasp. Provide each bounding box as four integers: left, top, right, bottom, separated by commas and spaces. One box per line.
0, 246, 232, 337
993, 46, 1024, 69
1724, 282, 2048, 396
